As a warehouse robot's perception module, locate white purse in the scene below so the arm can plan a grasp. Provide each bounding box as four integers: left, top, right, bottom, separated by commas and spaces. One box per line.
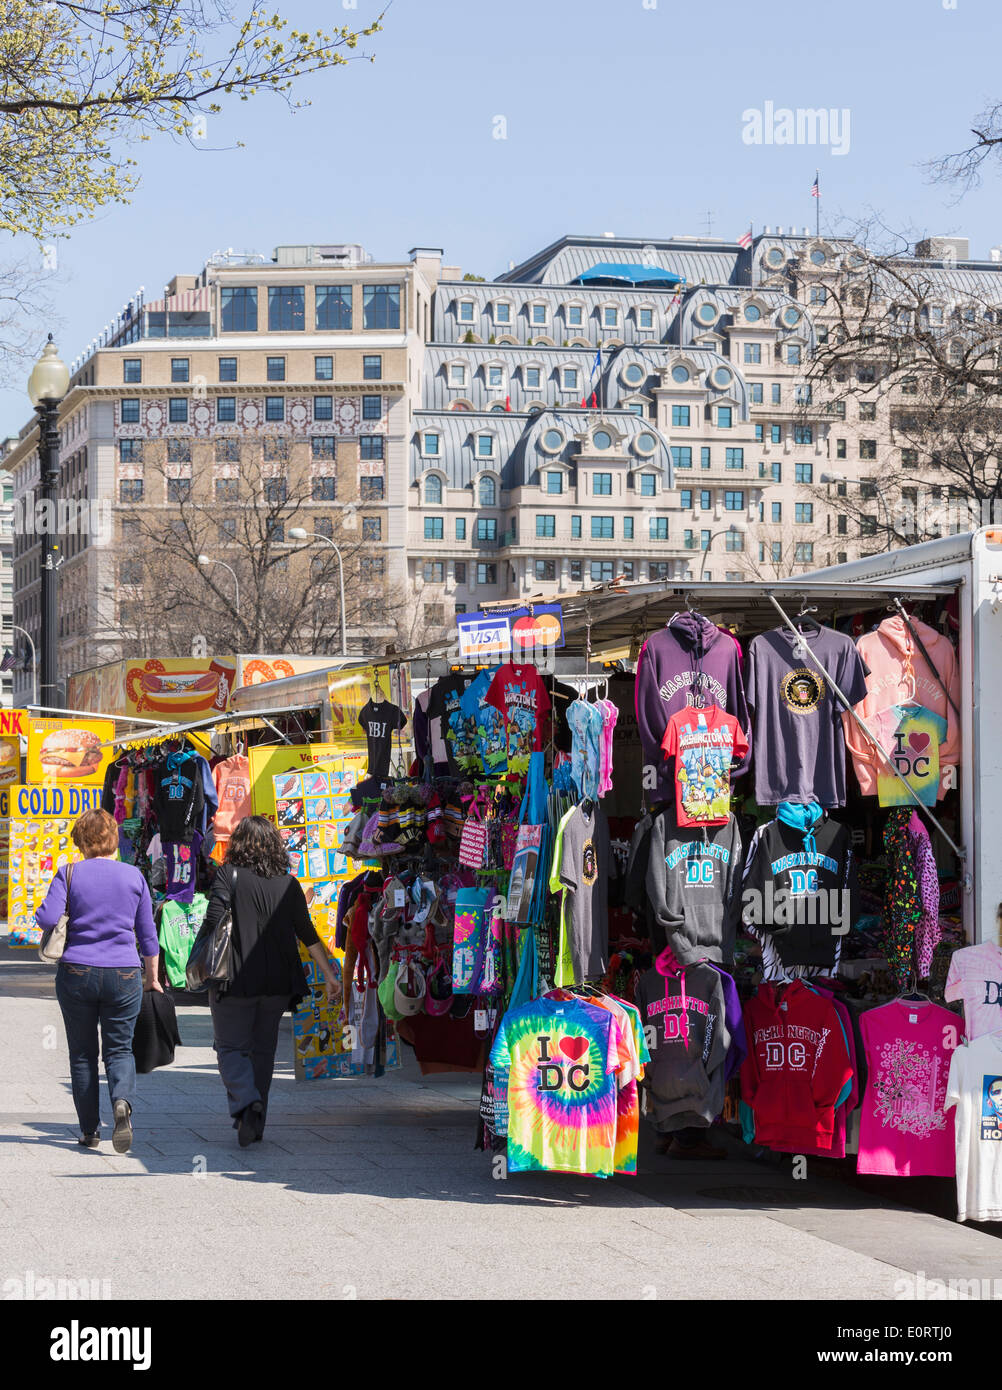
38, 862, 75, 964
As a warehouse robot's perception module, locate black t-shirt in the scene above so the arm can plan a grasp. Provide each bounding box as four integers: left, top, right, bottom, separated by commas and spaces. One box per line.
359, 699, 407, 780
426, 674, 475, 776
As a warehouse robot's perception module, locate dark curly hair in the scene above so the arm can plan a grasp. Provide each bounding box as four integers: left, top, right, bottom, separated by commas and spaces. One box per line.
224, 815, 290, 877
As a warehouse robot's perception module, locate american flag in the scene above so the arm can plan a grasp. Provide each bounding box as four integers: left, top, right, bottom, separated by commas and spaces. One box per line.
737, 227, 753, 250
811, 172, 820, 198
0, 649, 15, 673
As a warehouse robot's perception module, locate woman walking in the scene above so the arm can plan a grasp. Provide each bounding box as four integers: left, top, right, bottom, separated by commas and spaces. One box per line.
35, 808, 161, 1153
201, 816, 339, 1146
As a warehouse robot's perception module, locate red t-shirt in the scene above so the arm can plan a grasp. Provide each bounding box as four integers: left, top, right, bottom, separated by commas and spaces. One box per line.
485, 664, 551, 773
660, 704, 749, 827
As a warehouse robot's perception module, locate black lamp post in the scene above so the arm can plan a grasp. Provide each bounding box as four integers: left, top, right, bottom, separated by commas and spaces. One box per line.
27, 335, 70, 711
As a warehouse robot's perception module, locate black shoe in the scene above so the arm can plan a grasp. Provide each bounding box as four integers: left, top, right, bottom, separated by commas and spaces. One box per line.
238, 1101, 263, 1148
112, 1100, 133, 1153
78, 1132, 99, 1149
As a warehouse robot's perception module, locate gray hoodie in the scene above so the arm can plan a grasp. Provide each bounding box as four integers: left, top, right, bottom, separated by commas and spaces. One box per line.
636, 960, 731, 1130
638, 811, 744, 966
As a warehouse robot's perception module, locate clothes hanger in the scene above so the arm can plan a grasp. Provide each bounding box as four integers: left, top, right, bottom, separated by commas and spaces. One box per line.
794, 596, 821, 634
895, 971, 931, 1003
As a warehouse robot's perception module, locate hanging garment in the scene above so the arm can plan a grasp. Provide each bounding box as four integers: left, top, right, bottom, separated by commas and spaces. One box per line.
211, 754, 251, 838
359, 698, 407, 780
550, 803, 610, 987
706, 960, 748, 1081
596, 698, 618, 798
944, 941, 1002, 1042
163, 832, 203, 904
746, 624, 869, 808
871, 705, 949, 809
740, 980, 853, 1152
458, 668, 507, 776
906, 812, 941, 976
154, 750, 206, 844
412, 687, 432, 766
159, 893, 209, 988
740, 807, 857, 974
426, 673, 478, 776
856, 999, 957, 1177
452, 886, 494, 994
762, 982, 859, 1160
637, 810, 744, 966
883, 808, 926, 987
635, 613, 751, 805
566, 698, 605, 802
484, 663, 551, 776
635, 951, 731, 1133
660, 703, 749, 828
845, 614, 961, 802
946, 1033, 1002, 1223
489, 995, 632, 1177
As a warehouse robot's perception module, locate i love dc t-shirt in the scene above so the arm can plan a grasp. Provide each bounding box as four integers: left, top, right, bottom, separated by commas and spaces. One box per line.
490, 998, 629, 1177
871, 704, 948, 808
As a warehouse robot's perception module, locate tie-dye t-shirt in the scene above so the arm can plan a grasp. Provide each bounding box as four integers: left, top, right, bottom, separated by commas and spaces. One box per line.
490, 998, 630, 1177
592, 995, 650, 1176
872, 703, 949, 808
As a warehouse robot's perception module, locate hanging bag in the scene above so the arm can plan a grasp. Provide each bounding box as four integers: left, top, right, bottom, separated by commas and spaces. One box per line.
185, 866, 238, 991
37, 862, 76, 964
458, 788, 489, 869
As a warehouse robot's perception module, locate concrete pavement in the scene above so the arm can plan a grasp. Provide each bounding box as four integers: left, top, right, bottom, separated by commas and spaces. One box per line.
2, 944, 1000, 1301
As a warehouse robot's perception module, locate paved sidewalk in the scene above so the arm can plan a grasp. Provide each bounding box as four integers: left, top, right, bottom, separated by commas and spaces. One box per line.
2, 945, 1000, 1300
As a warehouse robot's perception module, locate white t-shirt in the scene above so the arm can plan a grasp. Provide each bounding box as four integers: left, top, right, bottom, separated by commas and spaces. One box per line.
944, 942, 1002, 1041
945, 1033, 1002, 1223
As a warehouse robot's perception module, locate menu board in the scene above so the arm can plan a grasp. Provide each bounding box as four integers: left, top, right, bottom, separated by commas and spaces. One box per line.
27, 717, 114, 787
6, 784, 103, 946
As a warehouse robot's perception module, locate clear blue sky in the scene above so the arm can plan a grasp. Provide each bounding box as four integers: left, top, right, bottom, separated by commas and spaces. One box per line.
5, 0, 1002, 437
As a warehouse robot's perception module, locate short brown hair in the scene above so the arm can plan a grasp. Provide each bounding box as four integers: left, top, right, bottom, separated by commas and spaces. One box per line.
72, 809, 119, 858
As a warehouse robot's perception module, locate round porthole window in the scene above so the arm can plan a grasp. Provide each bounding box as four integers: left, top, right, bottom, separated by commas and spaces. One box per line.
593, 430, 613, 450
712, 366, 732, 389
810, 249, 827, 266
782, 306, 801, 328
697, 303, 717, 325
542, 428, 563, 452
635, 432, 657, 455
671, 365, 690, 383
744, 304, 761, 322
622, 363, 645, 386
766, 247, 785, 268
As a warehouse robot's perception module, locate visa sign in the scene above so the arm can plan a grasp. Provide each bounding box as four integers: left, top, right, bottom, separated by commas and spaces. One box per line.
456, 613, 512, 662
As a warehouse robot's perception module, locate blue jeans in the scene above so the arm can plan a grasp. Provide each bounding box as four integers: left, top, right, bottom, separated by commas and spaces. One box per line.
55, 963, 143, 1135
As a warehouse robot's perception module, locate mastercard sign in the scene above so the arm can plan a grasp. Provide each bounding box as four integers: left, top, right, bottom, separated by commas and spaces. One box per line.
510, 604, 565, 652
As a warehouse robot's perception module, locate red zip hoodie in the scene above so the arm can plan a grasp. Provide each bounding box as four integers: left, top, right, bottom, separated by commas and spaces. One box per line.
740, 980, 852, 1151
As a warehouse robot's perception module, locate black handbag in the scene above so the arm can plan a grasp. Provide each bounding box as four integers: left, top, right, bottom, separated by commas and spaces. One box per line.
185, 866, 238, 991
132, 988, 182, 1073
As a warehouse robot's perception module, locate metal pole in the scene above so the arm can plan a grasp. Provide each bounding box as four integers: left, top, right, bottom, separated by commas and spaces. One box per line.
37, 398, 61, 710
11, 624, 38, 707
311, 534, 347, 656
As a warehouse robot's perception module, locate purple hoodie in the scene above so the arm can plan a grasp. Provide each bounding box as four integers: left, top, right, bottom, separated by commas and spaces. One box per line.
635, 613, 751, 802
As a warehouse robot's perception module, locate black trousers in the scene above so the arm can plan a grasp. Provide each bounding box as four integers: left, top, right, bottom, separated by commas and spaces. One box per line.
208, 989, 287, 1123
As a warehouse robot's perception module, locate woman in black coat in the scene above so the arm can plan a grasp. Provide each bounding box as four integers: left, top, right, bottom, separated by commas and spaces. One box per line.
202, 816, 340, 1146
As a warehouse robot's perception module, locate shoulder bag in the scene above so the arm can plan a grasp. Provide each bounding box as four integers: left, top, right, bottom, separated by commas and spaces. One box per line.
185, 866, 238, 991
38, 862, 76, 964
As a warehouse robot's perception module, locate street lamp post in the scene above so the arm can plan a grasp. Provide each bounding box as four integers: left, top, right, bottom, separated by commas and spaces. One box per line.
27, 336, 70, 712
698, 525, 742, 581
197, 554, 241, 629
289, 528, 347, 656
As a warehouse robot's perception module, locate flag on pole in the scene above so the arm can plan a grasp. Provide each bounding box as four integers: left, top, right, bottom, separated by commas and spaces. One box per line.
737, 226, 753, 250
505, 395, 510, 411
0, 649, 15, 673
590, 348, 602, 379
811, 172, 820, 198
590, 392, 597, 409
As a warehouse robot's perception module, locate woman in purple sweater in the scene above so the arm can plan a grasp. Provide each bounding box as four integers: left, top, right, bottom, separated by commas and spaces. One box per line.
35, 809, 161, 1152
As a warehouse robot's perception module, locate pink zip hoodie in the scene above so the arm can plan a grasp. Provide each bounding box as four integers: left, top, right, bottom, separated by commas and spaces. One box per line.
843, 615, 960, 798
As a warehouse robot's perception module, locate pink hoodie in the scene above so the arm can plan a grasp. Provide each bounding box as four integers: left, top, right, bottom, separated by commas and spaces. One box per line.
843, 616, 960, 798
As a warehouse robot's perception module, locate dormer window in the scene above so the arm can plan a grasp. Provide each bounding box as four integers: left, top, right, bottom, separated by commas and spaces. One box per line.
601, 304, 619, 330
565, 303, 584, 327
457, 299, 475, 323
476, 433, 495, 459
422, 431, 441, 458
493, 301, 512, 325
485, 363, 507, 390
448, 362, 468, 388
561, 366, 580, 392
530, 302, 549, 327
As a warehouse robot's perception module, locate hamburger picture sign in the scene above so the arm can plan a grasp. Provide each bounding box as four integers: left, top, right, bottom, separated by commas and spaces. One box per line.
27, 718, 113, 787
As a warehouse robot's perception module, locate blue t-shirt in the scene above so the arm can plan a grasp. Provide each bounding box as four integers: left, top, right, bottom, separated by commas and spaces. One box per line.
566, 699, 604, 801
459, 669, 508, 776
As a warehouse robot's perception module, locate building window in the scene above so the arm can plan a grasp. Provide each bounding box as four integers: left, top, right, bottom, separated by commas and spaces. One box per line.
591, 516, 614, 539
265, 396, 284, 422
671, 446, 692, 470
121, 398, 140, 423
215, 478, 239, 503
219, 356, 238, 381
265, 477, 287, 504
530, 303, 548, 327
770, 383, 782, 404
590, 561, 614, 582
494, 302, 511, 324
602, 306, 618, 329
837, 515, 848, 535
639, 473, 657, 497
311, 438, 336, 462
570, 515, 581, 538
476, 563, 497, 584
119, 479, 143, 502
795, 462, 813, 484
357, 436, 382, 462
650, 517, 669, 540
215, 440, 240, 464
810, 286, 827, 305
453, 561, 466, 583
167, 438, 191, 463
455, 518, 466, 540
268, 285, 305, 331
476, 518, 497, 542
717, 406, 732, 428
638, 307, 654, 330
424, 475, 442, 505
167, 478, 191, 503
457, 300, 475, 324
725, 530, 744, 552
123, 358, 142, 383
860, 439, 877, 460
624, 516, 635, 540
744, 344, 761, 364
448, 363, 467, 388
592, 472, 612, 496
724, 490, 745, 511
700, 489, 712, 510
561, 367, 579, 391
725, 447, 744, 470
795, 542, 814, 563
672, 404, 690, 427
535, 559, 557, 582
795, 502, 814, 523
476, 434, 494, 459
422, 562, 445, 584
479, 476, 497, 506
168, 398, 188, 423
316, 285, 352, 330
566, 305, 583, 326
312, 356, 334, 382
755, 424, 764, 442
546, 471, 563, 495
786, 345, 802, 366
362, 395, 382, 421
312, 476, 336, 500
424, 517, 444, 540
359, 355, 382, 382
171, 357, 189, 382
118, 440, 143, 464
362, 517, 382, 541
859, 401, 877, 421
536, 515, 556, 538
221, 286, 257, 332
770, 424, 782, 445
361, 555, 384, 578
216, 397, 236, 423
836, 439, 847, 459
680, 489, 693, 510
524, 366, 541, 389
313, 395, 333, 421
363, 284, 401, 330
750, 383, 763, 403
267, 356, 286, 382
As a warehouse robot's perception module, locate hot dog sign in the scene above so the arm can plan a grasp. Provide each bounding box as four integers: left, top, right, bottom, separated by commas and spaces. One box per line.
123, 658, 236, 717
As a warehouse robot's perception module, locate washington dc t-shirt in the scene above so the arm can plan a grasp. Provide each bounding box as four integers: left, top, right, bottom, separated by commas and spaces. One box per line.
660, 703, 749, 828
945, 943, 1002, 1042
946, 1032, 1002, 1223
871, 703, 949, 808
458, 669, 508, 776
857, 1000, 958, 1177
490, 997, 630, 1177
359, 699, 407, 781
485, 664, 551, 775
426, 674, 477, 776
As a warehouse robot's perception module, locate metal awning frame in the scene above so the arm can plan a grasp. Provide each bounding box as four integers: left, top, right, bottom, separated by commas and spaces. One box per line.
101, 703, 324, 750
